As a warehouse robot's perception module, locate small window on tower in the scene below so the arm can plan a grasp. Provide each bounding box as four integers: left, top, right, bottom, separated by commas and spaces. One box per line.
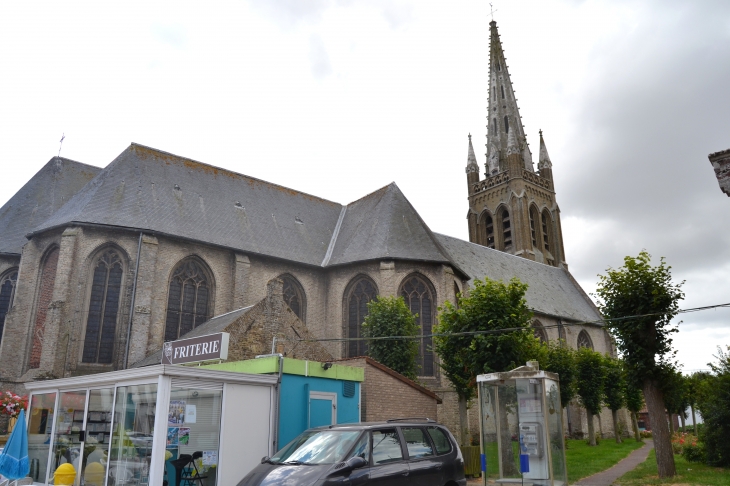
529, 208, 538, 247
501, 85, 505, 99
493, 86, 496, 99
501, 209, 512, 251
497, 61, 501, 71
493, 118, 498, 133
504, 116, 509, 134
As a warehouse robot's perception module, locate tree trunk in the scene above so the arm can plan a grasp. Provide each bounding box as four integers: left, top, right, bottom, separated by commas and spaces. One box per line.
498, 404, 519, 476
587, 413, 596, 446
632, 411, 641, 442
680, 413, 685, 432
668, 413, 675, 436
458, 395, 470, 447
690, 405, 696, 431
598, 413, 604, 438
612, 409, 622, 443
643, 379, 676, 478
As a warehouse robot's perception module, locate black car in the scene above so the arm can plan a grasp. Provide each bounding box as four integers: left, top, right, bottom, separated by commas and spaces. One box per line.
237, 419, 467, 486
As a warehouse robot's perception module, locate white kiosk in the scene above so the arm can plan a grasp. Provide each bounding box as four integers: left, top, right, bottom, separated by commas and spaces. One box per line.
477, 361, 568, 486
23, 365, 277, 486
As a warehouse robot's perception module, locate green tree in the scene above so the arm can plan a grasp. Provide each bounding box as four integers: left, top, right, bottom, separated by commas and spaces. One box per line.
696, 346, 730, 467
624, 373, 645, 442
435, 276, 533, 464
362, 296, 419, 380
595, 251, 684, 478
686, 371, 710, 432
575, 347, 606, 446
603, 355, 627, 443
527, 340, 578, 428
662, 368, 689, 434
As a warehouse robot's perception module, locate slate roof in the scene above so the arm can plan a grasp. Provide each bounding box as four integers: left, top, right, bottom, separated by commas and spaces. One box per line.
0, 157, 101, 255
29, 144, 460, 270
434, 233, 602, 324
131, 306, 254, 367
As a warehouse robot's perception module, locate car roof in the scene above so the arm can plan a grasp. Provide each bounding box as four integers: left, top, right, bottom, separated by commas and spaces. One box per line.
316, 420, 443, 431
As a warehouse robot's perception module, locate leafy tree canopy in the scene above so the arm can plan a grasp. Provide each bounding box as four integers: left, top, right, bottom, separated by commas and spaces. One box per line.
362, 295, 419, 380
697, 346, 730, 467
526, 340, 577, 409
435, 277, 534, 401
575, 347, 606, 416
594, 250, 684, 382
603, 355, 626, 412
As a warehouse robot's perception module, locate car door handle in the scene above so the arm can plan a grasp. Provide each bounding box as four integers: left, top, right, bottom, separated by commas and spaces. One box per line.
402, 471, 409, 476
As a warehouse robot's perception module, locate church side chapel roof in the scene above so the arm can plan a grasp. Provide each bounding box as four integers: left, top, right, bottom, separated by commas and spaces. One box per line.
435, 233, 602, 324
0, 157, 101, 255
28, 144, 461, 270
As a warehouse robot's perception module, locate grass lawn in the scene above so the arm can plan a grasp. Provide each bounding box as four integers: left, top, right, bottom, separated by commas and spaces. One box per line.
565, 438, 645, 483
616, 449, 730, 485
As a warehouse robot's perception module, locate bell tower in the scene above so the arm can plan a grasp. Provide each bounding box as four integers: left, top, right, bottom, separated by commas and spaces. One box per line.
466, 20, 566, 267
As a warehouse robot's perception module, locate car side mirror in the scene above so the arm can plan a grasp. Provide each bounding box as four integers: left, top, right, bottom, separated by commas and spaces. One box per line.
261, 456, 270, 464
346, 456, 367, 470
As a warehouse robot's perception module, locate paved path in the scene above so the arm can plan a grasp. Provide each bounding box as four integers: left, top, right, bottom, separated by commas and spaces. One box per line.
466, 440, 654, 486
573, 440, 654, 486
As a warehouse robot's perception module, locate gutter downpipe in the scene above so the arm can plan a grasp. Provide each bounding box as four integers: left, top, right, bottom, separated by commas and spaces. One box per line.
124, 232, 143, 369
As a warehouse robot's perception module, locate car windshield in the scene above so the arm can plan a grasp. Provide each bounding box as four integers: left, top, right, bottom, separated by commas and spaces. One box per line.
270, 430, 362, 465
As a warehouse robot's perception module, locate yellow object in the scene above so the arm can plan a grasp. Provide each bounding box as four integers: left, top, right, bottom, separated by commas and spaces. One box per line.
53, 463, 76, 485
84, 461, 105, 485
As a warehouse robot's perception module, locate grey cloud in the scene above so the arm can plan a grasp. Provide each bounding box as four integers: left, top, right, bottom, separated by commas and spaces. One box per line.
309, 35, 332, 78
250, 0, 331, 28
557, 1, 730, 299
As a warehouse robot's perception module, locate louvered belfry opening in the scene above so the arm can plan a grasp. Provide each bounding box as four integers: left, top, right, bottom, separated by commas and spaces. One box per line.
279, 274, 306, 323
164, 259, 212, 342
484, 214, 495, 249
500, 209, 512, 251
346, 277, 378, 358
399, 274, 435, 377
0, 270, 18, 347
82, 249, 124, 364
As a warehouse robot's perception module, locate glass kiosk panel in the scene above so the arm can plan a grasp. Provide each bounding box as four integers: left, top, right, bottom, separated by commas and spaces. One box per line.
545, 379, 567, 485
108, 383, 158, 486
49, 391, 88, 485
80, 388, 115, 486
27, 392, 56, 485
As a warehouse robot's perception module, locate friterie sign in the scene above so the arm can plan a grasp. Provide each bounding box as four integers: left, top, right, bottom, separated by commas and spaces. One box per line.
162, 332, 229, 365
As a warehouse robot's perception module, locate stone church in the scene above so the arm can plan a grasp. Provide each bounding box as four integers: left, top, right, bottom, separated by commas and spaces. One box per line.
0, 21, 613, 439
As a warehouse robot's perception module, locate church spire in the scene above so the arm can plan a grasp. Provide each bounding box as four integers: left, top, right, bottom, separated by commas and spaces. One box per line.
466, 133, 480, 189
538, 129, 553, 181
485, 20, 534, 176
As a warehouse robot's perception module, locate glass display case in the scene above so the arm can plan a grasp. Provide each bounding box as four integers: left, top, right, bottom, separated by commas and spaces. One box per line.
477, 361, 568, 486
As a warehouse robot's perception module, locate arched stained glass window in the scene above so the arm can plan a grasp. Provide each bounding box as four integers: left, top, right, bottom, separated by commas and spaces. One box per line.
400, 274, 436, 376
0, 269, 18, 346
30, 247, 60, 369
345, 277, 378, 358
82, 249, 124, 364
532, 320, 548, 344
164, 259, 213, 342
577, 330, 593, 350
279, 274, 306, 323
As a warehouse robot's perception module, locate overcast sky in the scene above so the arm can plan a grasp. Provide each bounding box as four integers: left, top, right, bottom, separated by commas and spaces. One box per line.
2, 0, 729, 372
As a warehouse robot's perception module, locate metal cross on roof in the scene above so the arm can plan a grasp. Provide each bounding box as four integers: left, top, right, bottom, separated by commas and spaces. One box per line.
489, 2, 498, 21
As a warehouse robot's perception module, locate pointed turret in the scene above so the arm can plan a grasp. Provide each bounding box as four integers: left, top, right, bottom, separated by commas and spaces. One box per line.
484, 20, 534, 176
538, 129, 553, 181
466, 133, 480, 190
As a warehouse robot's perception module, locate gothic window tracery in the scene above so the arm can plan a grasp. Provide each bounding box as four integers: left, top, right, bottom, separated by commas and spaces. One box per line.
0, 269, 18, 346
82, 249, 124, 364
532, 320, 548, 343
164, 259, 213, 342
29, 247, 60, 369
577, 330, 593, 350
278, 274, 306, 323
399, 274, 436, 377
345, 276, 378, 358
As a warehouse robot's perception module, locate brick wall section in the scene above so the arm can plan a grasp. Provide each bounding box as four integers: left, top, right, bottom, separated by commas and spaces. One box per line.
28, 247, 59, 368
338, 357, 440, 423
